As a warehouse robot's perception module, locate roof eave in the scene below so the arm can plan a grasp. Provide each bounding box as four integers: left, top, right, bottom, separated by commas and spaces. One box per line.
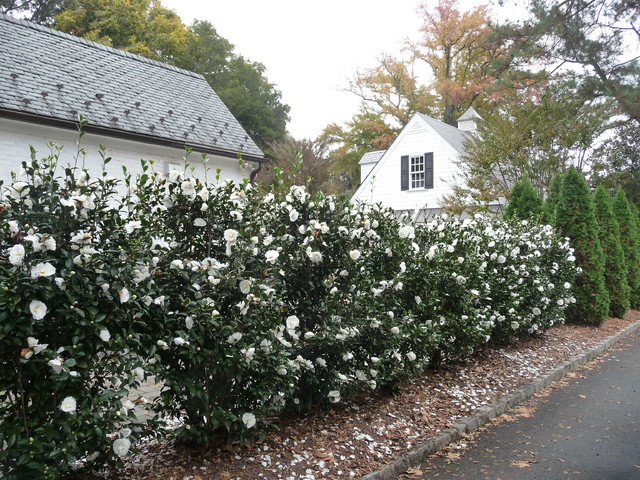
0, 109, 267, 164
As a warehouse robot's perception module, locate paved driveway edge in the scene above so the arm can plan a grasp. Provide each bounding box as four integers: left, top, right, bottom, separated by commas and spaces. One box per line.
360, 319, 640, 480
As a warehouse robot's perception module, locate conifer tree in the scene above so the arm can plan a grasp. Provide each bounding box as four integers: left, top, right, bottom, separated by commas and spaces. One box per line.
555, 167, 609, 325
593, 185, 630, 318
612, 188, 640, 308
504, 173, 544, 222
542, 172, 563, 224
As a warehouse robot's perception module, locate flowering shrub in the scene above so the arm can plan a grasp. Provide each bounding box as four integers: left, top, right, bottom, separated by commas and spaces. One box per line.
0, 147, 579, 477
0, 148, 150, 479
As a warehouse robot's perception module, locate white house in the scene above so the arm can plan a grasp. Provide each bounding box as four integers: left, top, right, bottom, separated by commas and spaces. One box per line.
0, 13, 265, 189
351, 107, 500, 222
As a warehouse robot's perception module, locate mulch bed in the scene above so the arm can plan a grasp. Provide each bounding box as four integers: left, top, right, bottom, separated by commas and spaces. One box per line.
97, 311, 639, 480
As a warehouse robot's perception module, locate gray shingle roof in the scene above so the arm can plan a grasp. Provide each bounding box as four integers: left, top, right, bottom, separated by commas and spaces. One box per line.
0, 13, 264, 160
417, 113, 470, 154
358, 150, 386, 165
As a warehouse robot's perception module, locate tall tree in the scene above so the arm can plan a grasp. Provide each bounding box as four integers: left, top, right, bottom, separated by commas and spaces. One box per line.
507, 0, 640, 124
593, 185, 630, 318
0, 0, 67, 24
54, 0, 187, 62
612, 187, 640, 307
321, 110, 399, 195
503, 173, 544, 222
542, 172, 563, 224
590, 121, 640, 208
348, 0, 533, 132
555, 167, 609, 325
256, 135, 334, 194
443, 84, 612, 208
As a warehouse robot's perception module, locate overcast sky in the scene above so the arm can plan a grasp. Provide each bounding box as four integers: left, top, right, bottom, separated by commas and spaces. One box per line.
161, 0, 500, 140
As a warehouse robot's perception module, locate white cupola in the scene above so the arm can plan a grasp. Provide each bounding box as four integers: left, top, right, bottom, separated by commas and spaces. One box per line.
457, 106, 483, 133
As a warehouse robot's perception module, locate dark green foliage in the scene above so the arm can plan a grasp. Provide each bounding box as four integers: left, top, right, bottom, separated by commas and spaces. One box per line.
0, 0, 67, 24
555, 167, 609, 325
504, 173, 544, 222
542, 172, 563, 224
591, 121, 640, 209
612, 188, 640, 308
593, 185, 630, 318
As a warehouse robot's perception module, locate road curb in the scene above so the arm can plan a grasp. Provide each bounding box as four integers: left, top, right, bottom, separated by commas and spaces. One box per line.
359, 319, 640, 480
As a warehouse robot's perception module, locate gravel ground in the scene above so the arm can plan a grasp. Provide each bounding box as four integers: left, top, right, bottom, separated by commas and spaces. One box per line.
94, 312, 638, 480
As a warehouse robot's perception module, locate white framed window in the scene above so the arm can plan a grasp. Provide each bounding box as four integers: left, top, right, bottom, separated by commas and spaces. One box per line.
410, 154, 425, 189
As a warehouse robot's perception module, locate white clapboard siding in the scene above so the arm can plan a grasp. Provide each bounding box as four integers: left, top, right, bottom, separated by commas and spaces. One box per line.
0, 118, 253, 191
352, 113, 463, 212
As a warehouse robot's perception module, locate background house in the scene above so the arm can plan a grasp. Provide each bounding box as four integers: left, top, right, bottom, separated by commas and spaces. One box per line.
351, 107, 501, 222
0, 13, 265, 189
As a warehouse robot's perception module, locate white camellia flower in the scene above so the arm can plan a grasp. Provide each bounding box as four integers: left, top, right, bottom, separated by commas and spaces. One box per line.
390, 326, 400, 335
193, 218, 207, 227
30, 262, 56, 279
277, 366, 287, 375
43, 237, 56, 251
29, 300, 47, 320
242, 412, 257, 429
224, 229, 239, 243
532, 307, 542, 315
406, 352, 417, 361
124, 220, 142, 234
185, 316, 194, 330
239, 279, 251, 294
99, 329, 111, 342
8, 220, 19, 234
157, 340, 169, 350
564, 282, 571, 289
60, 396, 76, 413
265, 249, 279, 264
497, 255, 507, 264
511, 321, 520, 330
349, 249, 361, 261
289, 209, 299, 222
173, 337, 188, 346
328, 390, 341, 403
316, 357, 327, 367
119, 288, 130, 303
8, 244, 25, 266
398, 225, 415, 239
286, 315, 300, 330
307, 251, 322, 263
227, 332, 243, 344
48, 358, 63, 374
113, 437, 131, 457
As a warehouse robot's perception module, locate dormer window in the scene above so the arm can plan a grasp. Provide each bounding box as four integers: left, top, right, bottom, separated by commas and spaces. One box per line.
401, 153, 433, 191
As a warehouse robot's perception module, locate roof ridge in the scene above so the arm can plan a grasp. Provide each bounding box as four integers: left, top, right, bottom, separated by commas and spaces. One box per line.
417, 112, 462, 132
0, 12, 203, 80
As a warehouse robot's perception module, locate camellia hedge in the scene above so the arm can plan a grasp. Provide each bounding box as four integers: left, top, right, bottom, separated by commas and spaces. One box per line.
0, 150, 578, 479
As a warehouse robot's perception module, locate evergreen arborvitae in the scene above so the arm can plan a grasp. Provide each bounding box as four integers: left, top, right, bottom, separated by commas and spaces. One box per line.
613, 188, 640, 307
504, 173, 544, 222
593, 185, 630, 318
542, 172, 563, 224
555, 167, 609, 325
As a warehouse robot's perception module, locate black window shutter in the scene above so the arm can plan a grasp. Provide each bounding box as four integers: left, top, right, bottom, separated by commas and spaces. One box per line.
425, 152, 434, 189
401, 155, 409, 191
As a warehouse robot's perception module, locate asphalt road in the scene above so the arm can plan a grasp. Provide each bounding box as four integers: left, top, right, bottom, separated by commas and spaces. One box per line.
404, 328, 640, 480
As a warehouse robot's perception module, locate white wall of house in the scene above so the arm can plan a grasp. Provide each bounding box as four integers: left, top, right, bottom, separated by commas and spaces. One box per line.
0, 118, 255, 191
352, 115, 461, 211
360, 163, 376, 183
